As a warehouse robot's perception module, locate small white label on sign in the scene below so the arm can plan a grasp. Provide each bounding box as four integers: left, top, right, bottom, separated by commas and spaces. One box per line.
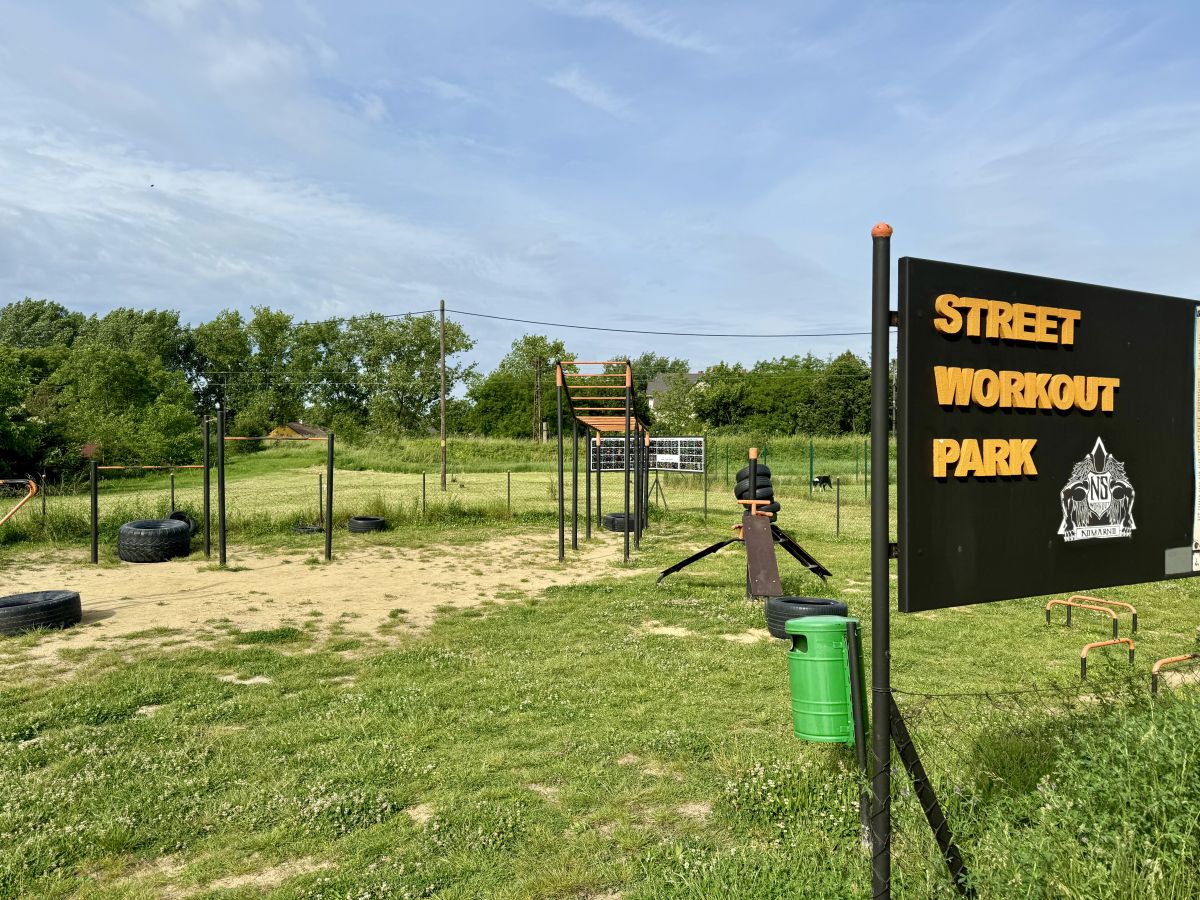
656, 453, 681, 464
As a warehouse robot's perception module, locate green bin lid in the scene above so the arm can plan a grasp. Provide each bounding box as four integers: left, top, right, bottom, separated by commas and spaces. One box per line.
784, 614, 857, 635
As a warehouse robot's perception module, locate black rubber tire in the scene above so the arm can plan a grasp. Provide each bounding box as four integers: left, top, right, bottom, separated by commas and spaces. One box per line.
760, 501, 781, 515
764, 596, 849, 640
734, 477, 774, 497
735, 485, 775, 502
293, 524, 324, 534
0, 590, 83, 636
735, 463, 772, 483
118, 519, 190, 563
603, 512, 646, 532
348, 516, 386, 533
169, 511, 199, 535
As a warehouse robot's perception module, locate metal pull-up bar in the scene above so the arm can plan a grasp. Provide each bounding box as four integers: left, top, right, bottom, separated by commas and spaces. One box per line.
215, 413, 333, 564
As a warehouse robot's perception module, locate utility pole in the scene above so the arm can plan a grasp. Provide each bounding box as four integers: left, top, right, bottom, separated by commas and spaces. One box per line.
534, 358, 542, 442
439, 299, 447, 491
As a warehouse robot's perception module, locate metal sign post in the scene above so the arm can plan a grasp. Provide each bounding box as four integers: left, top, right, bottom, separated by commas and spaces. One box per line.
869, 223, 893, 898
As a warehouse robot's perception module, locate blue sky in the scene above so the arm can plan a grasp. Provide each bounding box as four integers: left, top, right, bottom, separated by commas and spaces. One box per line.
0, 1, 1197, 371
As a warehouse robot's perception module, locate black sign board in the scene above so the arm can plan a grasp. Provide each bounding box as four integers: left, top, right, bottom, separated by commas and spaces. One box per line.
898, 257, 1200, 612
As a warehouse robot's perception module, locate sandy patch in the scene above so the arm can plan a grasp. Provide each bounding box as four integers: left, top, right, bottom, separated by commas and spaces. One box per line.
638, 621, 694, 638
676, 801, 712, 821
196, 858, 331, 894
3, 531, 642, 665
721, 629, 767, 644
616, 753, 677, 780
217, 674, 272, 686
135, 704, 163, 717
527, 783, 561, 801
405, 803, 434, 825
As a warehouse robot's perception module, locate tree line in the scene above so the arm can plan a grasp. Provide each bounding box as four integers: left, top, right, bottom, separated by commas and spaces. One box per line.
0, 297, 874, 475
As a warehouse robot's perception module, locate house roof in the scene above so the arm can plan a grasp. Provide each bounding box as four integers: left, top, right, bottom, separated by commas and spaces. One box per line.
281, 422, 328, 437
647, 373, 702, 396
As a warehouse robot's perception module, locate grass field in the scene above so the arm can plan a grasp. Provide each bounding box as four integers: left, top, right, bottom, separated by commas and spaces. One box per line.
1, 441, 1198, 898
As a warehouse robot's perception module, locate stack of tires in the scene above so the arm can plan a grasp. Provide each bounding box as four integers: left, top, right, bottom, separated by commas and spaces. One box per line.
117, 518, 193, 563
734, 464, 781, 521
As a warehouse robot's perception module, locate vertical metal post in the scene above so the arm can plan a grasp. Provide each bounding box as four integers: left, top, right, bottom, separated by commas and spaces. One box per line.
584, 429, 591, 539
837, 478, 841, 536
846, 620, 871, 839
439, 299, 447, 491
325, 434, 334, 561
623, 372, 631, 563
41, 472, 47, 518
89, 460, 98, 564
557, 364, 565, 561
870, 222, 893, 898
633, 425, 641, 550
318, 473, 324, 524
595, 435, 602, 528
170, 471, 176, 513
422, 473, 426, 516
865, 439, 869, 500
809, 438, 815, 495
203, 417, 211, 558
571, 418, 579, 549
507, 471, 512, 516
217, 408, 227, 565
703, 437, 708, 521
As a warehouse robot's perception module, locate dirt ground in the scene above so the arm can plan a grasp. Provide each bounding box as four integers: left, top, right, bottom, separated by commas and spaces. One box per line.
3, 530, 645, 665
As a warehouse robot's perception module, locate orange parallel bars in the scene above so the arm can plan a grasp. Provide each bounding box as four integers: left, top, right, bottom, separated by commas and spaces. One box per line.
1151, 653, 1200, 695
1046, 597, 1121, 639
0, 479, 37, 528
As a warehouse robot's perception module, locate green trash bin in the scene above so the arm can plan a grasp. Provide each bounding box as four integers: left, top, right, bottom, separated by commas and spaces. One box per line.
786, 615, 861, 746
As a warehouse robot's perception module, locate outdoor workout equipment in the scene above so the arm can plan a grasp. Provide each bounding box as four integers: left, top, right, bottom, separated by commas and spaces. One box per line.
1151, 652, 1200, 694
1080, 637, 1135, 680
1045, 594, 1137, 639
0, 479, 38, 528
117, 518, 192, 563
216, 408, 334, 564
592, 435, 706, 517
88, 462, 207, 564
0, 590, 82, 636
555, 360, 651, 563
656, 448, 830, 591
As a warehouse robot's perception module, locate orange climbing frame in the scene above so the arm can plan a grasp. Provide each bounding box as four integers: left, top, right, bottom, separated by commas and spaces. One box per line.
0, 478, 37, 528
1046, 593, 1137, 638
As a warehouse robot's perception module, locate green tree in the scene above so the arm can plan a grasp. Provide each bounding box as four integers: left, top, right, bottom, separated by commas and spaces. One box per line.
0, 298, 87, 349
0, 348, 41, 475
76, 307, 196, 374
469, 335, 572, 438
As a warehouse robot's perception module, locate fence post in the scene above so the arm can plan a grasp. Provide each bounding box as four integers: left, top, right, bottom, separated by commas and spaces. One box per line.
836, 478, 841, 536
507, 471, 512, 517
864, 439, 869, 500
217, 408, 227, 565
703, 461, 708, 522
170, 471, 176, 513
41, 471, 47, 518
203, 417, 211, 559
318, 473, 323, 524
89, 461, 98, 564
422, 472, 426, 517
809, 438, 814, 496
324, 433, 333, 562
585, 431, 591, 540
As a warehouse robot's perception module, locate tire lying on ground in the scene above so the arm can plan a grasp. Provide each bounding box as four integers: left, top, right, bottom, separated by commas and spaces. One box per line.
168, 510, 199, 535
293, 524, 324, 534
763, 596, 849, 640
348, 515, 387, 533
118, 519, 191, 563
603, 512, 647, 532
0, 591, 83, 636
735, 463, 772, 483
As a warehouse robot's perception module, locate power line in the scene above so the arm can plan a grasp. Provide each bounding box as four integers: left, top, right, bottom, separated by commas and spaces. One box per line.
446, 307, 874, 338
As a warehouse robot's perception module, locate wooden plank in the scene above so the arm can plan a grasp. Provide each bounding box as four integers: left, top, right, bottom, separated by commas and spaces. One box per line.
743, 514, 783, 598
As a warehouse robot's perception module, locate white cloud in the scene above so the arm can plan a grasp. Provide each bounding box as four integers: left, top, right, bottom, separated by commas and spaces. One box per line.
356, 92, 387, 123
547, 67, 630, 118
548, 1, 719, 54
204, 36, 303, 88
421, 76, 477, 104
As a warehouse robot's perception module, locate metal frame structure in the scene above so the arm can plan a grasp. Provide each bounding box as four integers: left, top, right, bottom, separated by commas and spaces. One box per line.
88, 463, 206, 564
216, 409, 334, 564
555, 360, 650, 563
